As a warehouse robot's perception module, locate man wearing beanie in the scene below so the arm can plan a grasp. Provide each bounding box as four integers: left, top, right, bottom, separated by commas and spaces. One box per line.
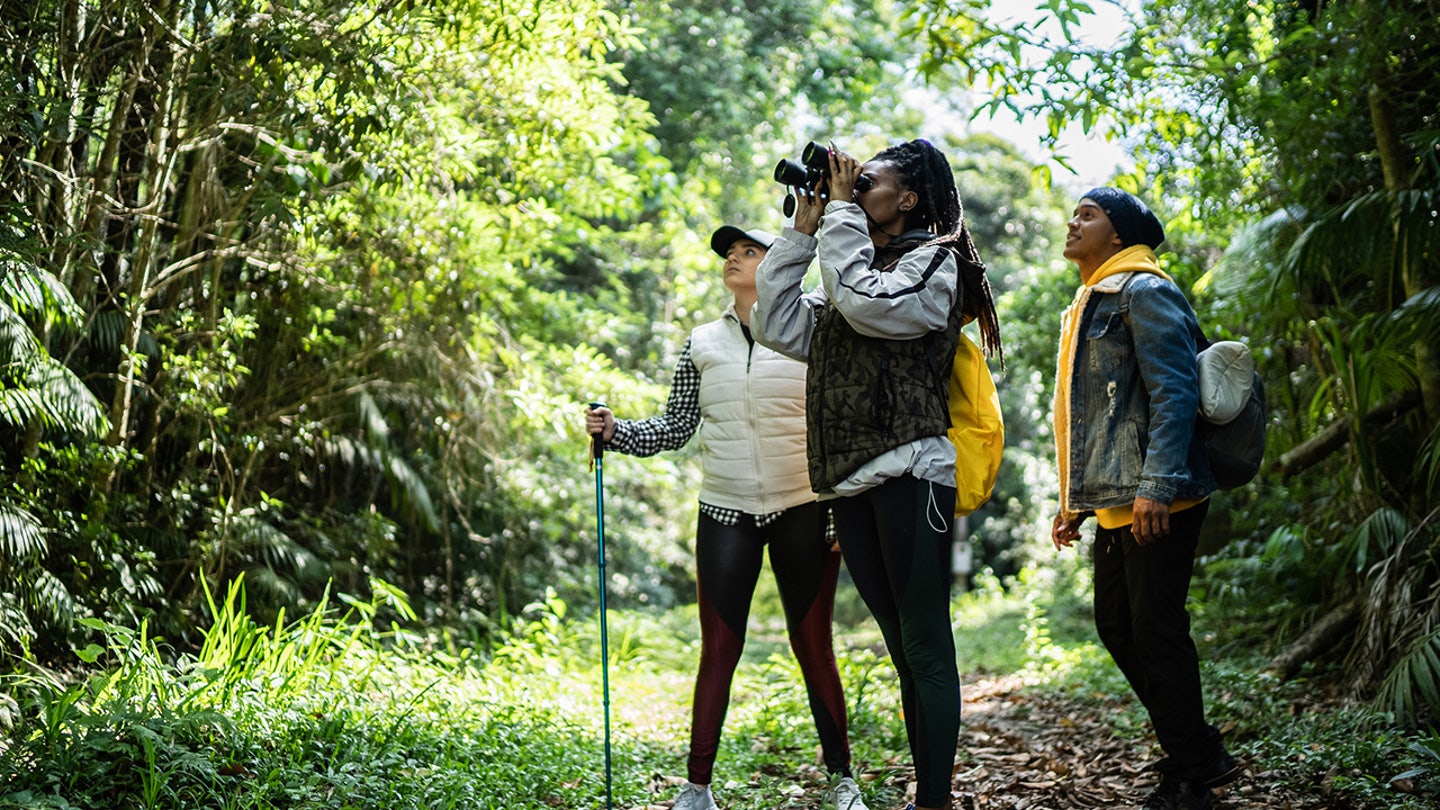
1050, 188, 1242, 808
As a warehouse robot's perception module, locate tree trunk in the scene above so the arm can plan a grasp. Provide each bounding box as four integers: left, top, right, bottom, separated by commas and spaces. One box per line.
104, 0, 181, 477
1361, 0, 1439, 428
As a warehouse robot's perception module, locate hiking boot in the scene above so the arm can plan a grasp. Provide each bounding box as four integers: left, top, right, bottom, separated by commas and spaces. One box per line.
1152, 751, 1243, 788
824, 775, 869, 810
1203, 751, 1242, 787
1141, 775, 1214, 810
672, 782, 719, 810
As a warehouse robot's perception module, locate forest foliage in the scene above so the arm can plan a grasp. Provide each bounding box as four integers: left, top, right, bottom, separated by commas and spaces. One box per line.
1, 0, 1438, 732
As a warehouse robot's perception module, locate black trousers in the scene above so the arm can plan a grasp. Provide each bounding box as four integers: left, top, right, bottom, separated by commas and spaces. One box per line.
1093, 500, 1226, 779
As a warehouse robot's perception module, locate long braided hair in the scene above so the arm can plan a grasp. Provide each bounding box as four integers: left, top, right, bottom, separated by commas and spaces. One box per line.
870, 139, 1003, 365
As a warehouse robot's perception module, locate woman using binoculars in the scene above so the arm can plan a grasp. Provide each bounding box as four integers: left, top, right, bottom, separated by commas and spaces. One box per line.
754, 138, 1002, 810
585, 225, 868, 810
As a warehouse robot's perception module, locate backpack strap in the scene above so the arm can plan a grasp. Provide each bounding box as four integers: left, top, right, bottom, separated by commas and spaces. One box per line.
921, 246, 965, 402
1110, 270, 1139, 317
1113, 270, 1212, 351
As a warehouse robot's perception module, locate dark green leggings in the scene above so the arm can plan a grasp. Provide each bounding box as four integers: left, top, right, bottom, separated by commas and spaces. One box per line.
832, 475, 959, 808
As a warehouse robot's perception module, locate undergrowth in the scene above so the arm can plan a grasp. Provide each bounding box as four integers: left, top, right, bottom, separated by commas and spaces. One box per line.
1, 563, 1435, 809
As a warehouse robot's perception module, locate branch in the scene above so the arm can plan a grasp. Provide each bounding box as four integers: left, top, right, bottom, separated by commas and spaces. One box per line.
1278, 389, 1422, 479
1263, 600, 1359, 680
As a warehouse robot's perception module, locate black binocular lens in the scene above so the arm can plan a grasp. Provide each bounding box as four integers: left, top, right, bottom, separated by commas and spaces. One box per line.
774, 159, 810, 186
800, 141, 828, 169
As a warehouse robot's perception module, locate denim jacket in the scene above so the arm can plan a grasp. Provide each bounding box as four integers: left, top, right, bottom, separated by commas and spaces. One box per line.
1064, 271, 1216, 510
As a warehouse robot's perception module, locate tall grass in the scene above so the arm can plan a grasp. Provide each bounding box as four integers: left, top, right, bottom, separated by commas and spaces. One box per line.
0, 577, 658, 809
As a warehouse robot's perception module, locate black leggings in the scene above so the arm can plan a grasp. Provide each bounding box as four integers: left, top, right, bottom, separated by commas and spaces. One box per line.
687, 503, 851, 784
831, 475, 958, 808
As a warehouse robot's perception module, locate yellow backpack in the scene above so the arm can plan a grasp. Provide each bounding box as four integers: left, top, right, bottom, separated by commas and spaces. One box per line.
947, 332, 1004, 516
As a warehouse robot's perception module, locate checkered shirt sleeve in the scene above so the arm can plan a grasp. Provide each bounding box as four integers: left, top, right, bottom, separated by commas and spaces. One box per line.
608, 337, 701, 457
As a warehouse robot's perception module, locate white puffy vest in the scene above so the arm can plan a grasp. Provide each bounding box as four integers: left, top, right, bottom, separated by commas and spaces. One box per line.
690, 309, 814, 514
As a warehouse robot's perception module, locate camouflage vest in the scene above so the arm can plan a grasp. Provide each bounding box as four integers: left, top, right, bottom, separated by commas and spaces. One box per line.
806, 234, 964, 491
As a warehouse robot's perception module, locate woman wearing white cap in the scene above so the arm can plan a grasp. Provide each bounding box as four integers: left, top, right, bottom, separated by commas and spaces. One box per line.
585, 225, 868, 810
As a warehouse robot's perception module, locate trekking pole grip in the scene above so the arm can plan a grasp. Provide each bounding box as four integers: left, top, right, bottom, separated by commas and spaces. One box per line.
588, 401, 606, 460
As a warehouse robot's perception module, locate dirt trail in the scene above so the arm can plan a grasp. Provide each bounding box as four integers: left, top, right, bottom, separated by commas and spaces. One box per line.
891, 675, 1351, 810
638, 673, 1370, 809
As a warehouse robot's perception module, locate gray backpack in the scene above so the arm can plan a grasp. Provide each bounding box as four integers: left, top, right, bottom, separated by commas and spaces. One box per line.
1194, 338, 1267, 489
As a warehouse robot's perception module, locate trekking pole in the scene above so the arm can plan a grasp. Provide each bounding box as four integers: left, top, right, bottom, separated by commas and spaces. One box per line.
587, 402, 614, 810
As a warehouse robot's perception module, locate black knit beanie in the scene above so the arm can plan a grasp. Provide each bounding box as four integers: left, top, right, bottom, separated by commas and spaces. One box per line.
1082, 187, 1166, 249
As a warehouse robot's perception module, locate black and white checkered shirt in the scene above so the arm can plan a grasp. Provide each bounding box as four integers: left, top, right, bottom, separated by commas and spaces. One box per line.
608, 336, 787, 528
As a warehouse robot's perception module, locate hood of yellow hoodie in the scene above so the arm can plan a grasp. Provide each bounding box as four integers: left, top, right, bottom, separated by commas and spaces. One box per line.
1085, 244, 1172, 289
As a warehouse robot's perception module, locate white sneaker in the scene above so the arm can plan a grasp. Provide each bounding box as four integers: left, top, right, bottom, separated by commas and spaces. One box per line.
672, 782, 719, 810
825, 775, 869, 810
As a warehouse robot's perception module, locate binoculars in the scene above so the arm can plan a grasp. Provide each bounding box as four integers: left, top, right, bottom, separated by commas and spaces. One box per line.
774, 141, 830, 188
774, 140, 872, 216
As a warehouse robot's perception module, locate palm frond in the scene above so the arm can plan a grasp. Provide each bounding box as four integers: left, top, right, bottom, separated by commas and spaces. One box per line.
0, 299, 43, 364
0, 359, 107, 437
318, 434, 381, 471
1418, 431, 1440, 505
0, 592, 35, 651
385, 454, 440, 532
0, 388, 46, 431
1307, 313, 1421, 485
231, 512, 320, 583
1284, 188, 1440, 310
0, 262, 48, 316
1351, 508, 1411, 574
0, 501, 73, 643
356, 390, 390, 442
243, 564, 303, 610
27, 567, 76, 630
27, 361, 107, 437
317, 434, 439, 533
0, 500, 46, 560
1347, 505, 1440, 720
1377, 625, 1440, 724
1390, 286, 1440, 342
86, 308, 127, 355
1208, 205, 1305, 302
0, 258, 83, 325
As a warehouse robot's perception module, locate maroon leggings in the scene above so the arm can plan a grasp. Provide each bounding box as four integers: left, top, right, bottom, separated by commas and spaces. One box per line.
686, 503, 852, 783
